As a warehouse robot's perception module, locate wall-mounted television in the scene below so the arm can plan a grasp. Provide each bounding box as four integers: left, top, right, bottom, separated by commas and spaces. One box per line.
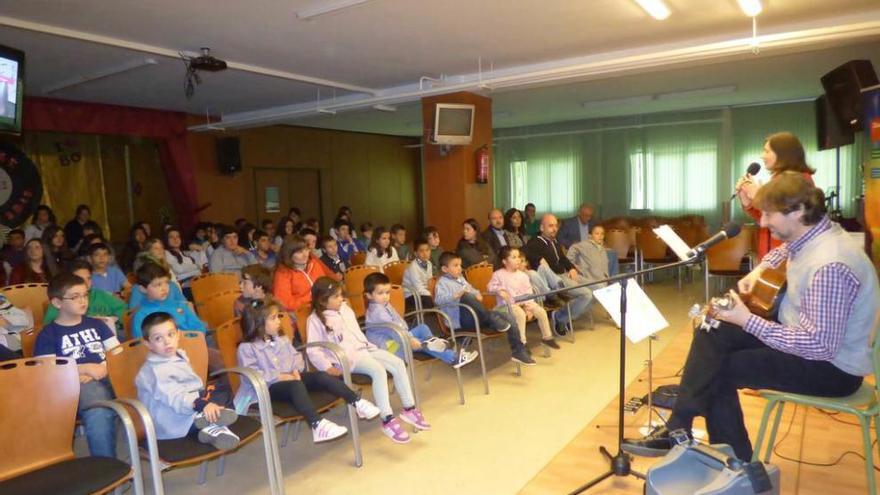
433, 103, 474, 145
0, 44, 24, 135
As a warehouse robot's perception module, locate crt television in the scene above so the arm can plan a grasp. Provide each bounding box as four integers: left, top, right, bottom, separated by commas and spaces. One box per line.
0, 44, 24, 135
433, 103, 474, 145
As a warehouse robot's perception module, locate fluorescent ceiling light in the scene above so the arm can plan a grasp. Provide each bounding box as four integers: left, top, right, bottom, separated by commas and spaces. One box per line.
633, 0, 670, 20
42, 58, 157, 94
296, 0, 372, 20
583, 95, 654, 109
655, 85, 737, 100
736, 0, 762, 17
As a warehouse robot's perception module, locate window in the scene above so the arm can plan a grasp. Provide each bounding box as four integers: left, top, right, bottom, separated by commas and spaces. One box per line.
509, 158, 578, 215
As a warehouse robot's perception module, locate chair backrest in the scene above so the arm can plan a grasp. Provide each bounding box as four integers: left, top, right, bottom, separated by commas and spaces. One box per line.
740, 224, 760, 255
107, 331, 209, 401
196, 289, 242, 331
425, 277, 450, 336
707, 229, 752, 272
0, 357, 80, 481
20, 326, 40, 358
605, 229, 632, 259
345, 265, 379, 319
294, 305, 313, 343
190, 273, 240, 305
120, 285, 132, 304
383, 260, 410, 286
389, 285, 407, 317
349, 251, 367, 267
122, 308, 138, 342
464, 263, 496, 309
636, 228, 670, 260
1, 283, 49, 331
214, 317, 243, 393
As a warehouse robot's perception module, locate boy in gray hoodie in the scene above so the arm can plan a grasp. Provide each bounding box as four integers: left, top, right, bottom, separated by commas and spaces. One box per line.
135, 311, 240, 449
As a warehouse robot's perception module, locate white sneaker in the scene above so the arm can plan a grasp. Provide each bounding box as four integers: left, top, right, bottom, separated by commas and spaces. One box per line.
452, 349, 479, 369
424, 337, 448, 353
312, 419, 348, 443
354, 399, 381, 420
198, 424, 241, 450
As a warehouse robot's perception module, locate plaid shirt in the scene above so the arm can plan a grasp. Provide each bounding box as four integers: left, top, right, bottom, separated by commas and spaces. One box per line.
744, 216, 861, 361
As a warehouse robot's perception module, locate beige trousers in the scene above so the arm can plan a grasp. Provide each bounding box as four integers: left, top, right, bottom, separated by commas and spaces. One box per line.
508, 301, 552, 343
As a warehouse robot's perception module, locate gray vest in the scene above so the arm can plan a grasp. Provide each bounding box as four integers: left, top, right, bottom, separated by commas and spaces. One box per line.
778, 223, 880, 376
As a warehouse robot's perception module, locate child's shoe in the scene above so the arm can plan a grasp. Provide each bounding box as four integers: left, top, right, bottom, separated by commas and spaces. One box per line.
452, 349, 479, 369
382, 417, 411, 443
312, 418, 348, 443
354, 398, 381, 420
193, 408, 238, 429
399, 407, 431, 431
198, 424, 241, 450
424, 336, 448, 353
511, 348, 537, 366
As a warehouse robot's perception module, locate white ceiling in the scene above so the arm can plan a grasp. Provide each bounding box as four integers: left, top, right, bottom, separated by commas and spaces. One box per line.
1, 0, 879, 135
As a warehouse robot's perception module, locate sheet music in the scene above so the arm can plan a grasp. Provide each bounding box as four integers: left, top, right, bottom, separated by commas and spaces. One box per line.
593, 280, 669, 343
653, 225, 692, 261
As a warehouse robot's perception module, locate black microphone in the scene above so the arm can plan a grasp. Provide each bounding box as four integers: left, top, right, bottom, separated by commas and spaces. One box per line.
686, 222, 742, 258
730, 162, 762, 200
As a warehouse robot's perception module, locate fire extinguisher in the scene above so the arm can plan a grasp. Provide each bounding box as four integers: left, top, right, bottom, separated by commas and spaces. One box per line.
475, 145, 490, 184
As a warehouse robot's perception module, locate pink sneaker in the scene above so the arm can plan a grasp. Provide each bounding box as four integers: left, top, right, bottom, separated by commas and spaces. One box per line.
399, 408, 431, 431
382, 417, 411, 444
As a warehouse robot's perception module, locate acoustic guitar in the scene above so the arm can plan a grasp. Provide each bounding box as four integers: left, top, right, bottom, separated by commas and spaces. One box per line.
693, 261, 787, 331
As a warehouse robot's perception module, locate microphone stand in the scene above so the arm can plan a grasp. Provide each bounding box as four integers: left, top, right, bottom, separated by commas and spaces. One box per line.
515, 254, 704, 494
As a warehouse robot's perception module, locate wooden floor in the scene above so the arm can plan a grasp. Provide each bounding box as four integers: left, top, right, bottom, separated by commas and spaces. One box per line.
520, 322, 877, 494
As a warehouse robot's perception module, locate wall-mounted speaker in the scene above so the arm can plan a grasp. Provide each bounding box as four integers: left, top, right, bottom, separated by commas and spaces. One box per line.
820, 59, 879, 132
816, 94, 854, 150
216, 137, 241, 174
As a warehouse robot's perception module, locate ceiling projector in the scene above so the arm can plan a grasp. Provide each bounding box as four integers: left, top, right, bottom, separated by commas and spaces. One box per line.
189, 48, 227, 72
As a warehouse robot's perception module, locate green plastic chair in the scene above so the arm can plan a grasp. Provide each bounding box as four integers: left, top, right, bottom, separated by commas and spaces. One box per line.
751, 314, 880, 494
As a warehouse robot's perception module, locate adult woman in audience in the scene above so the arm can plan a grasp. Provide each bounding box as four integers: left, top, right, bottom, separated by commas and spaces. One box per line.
120, 224, 148, 272
273, 235, 336, 311
522, 203, 540, 238
9, 239, 57, 284
503, 208, 528, 247
25, 205, 56, 242
164, 227, 202, 298
735, 131, 815, 258
134, 220, 152, 239
365, 226, 399, 270
275, 218, 297, 251
238, 223, 257, 251
287, 207, 302, 230
41, 225, 75, 271
457, 218, 496, 269
63, 204, 91, 249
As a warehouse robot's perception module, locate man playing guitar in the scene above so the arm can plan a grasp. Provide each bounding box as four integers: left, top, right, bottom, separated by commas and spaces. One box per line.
623, 172, 880, 461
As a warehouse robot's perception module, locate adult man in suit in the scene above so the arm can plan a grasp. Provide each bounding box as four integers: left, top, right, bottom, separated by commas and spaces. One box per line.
558, 204, 594, 248
481, 209, 507, 257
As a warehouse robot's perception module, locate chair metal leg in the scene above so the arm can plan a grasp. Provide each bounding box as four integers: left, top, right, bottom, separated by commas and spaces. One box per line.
197, 461, 208, 485
454, 367, 465, 405
542, 343, 551, 358
751, 399, 778, 463
704, 261, 710, 304
291, 420, 302, 442
860, 415, 877, 495
279, 422, 291, 448
474, 337, 489, 394
424, 361, 434, 381
346, 402, 364, 467
764, 401, 787, 464
216, 455, 226, 477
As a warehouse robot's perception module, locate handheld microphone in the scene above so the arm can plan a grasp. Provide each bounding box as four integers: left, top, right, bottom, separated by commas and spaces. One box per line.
730, 162, 762, 200
686, 222, 742, 258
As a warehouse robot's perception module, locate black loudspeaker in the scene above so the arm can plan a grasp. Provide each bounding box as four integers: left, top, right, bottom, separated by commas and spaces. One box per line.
216, 137, 242, 174
816, 94, 854, 150
820, 59, 879, 132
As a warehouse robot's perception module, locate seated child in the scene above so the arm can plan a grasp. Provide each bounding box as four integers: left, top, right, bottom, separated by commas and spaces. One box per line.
423, 226, 442, 269
390, 224, 410, 261
434, 252, 535, 366
334, 220, 359, 265
354, 222, 373, 252
0, 294, 33, 354
35, 272, 120, 457
402, 238, 436, 313
306, 277, 429, 444
488, 246, 559, 350
364, 272, 478, 369
136, 312, 240, 449
44, 261, 126, 335
88, 243, 131, 295
566, 225, 610, 287
365, 227, 399, 270
235, 264, 272, 317
236, 297, 382, 443
249, 229, 277, 269
319, 236, 346, 275
131, 263, 206, 339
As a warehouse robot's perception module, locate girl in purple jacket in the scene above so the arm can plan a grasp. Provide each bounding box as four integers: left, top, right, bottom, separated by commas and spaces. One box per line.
236, 297, 380, 443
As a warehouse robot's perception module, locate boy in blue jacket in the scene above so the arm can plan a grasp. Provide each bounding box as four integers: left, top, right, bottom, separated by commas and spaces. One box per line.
131, 262, 206, 339
135, 311, 239, 448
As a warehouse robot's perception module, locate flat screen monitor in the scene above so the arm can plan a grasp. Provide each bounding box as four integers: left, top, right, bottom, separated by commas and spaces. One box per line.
0, 44, 24, 135
433, 103, 474, 145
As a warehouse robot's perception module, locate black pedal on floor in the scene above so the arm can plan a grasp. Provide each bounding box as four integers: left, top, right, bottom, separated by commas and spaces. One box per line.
624, 396, 644, 414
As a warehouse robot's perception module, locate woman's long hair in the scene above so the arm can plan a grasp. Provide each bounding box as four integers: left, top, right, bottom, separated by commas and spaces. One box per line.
310, 277, 343, 326
766, 132, 815, 175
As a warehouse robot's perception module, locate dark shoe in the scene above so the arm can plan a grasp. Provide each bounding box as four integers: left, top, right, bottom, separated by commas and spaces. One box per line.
555, 320, 570, 336
621, 426, 679, 457
511, 348, 537, 366
544, 295, 565, 309
542, 338, 560, 349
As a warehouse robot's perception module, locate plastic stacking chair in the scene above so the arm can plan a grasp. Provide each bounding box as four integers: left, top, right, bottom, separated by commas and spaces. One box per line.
636, 228, 680, 288
348, 251, 367, 267
191, 273, 240, 306
196, 289, 242, 331
1, 283, 49, 331
751, 314, 880, 495
214, 317, 364, 466
344, 265, 380, 319
383, 260, 410, 285
0, 356, 144, 495
703, 228, 752, 303
606, 229, 638, 275
106, 332, 284, 494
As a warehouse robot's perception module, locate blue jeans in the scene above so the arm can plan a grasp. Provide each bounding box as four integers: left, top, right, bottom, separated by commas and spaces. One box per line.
458, 293, 524, 353
78, 379, 117, 458
410, 324, 456, 364
606, 249, 619, 276
546, 272, 593, 324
